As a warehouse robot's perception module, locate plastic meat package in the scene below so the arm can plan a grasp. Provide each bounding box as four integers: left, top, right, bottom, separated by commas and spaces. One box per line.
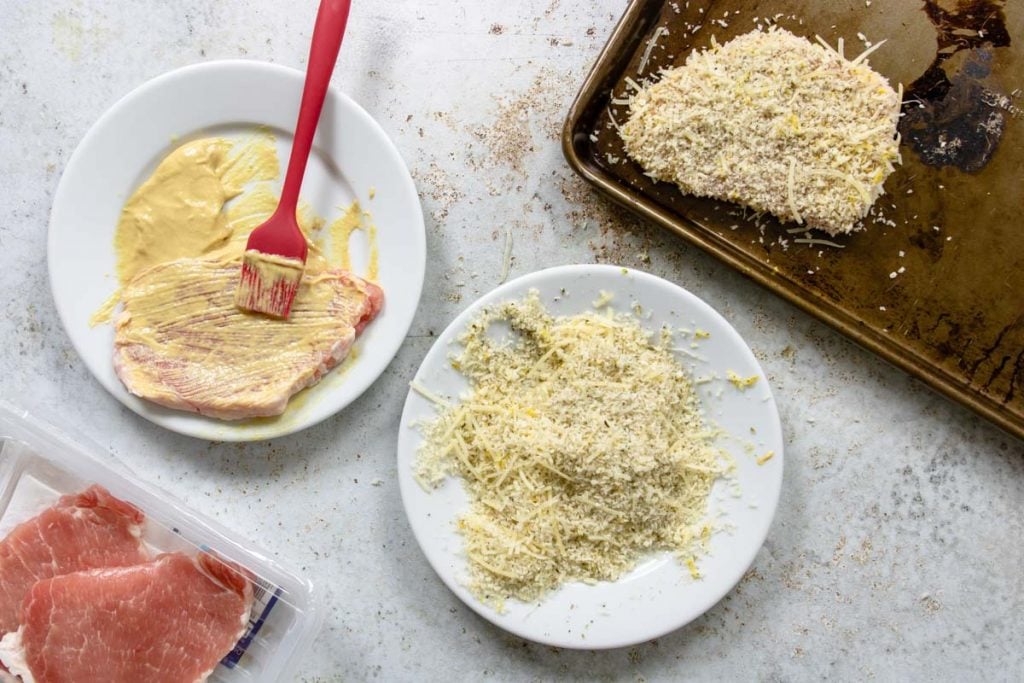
0, 400, 322, 682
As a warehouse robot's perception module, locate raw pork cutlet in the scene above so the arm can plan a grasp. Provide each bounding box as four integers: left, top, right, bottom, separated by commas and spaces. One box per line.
114, 257, 384, 419
0, 485, 146, 636
0, 553, 253, 683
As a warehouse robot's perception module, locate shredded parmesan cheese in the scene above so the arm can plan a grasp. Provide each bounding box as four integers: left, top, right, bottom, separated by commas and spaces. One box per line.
606, 105, 623, 132
727, 370, 760, 390
851, 38, 886, 66
638, 25, 670, 75
794, 237, 846, 248
499, 227, 513, 284
592, 290, 614, 308
415, 292, 726, 606
410, 380, 450, 408
685, 556, 701, 579
621, 27, 902, 235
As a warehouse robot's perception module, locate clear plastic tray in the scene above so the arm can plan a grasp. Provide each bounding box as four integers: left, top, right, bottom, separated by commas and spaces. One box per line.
0, 399, 322, 682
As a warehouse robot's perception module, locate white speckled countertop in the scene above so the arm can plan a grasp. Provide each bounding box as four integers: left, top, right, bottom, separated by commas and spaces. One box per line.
1, 1, 1022, 680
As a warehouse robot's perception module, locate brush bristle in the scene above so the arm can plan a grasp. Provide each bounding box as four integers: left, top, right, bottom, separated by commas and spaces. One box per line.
235, 254, 304, 319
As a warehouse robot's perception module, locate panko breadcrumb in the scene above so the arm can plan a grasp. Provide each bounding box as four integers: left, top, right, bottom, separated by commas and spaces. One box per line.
621, 27, 901, 235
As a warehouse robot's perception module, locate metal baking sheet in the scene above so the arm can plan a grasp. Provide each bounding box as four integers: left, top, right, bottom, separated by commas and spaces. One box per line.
563, 0, 1023, 440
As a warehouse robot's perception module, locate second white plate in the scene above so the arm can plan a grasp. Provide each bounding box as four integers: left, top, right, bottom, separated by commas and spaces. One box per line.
397, 264, 784, 649
48, 60, 425, 441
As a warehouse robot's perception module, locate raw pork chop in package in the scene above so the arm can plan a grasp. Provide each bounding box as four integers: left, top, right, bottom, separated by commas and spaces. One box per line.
0, 401, 322, 682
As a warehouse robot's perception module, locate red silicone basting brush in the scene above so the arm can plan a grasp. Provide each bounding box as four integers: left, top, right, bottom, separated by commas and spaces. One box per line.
235, 0, 352, 318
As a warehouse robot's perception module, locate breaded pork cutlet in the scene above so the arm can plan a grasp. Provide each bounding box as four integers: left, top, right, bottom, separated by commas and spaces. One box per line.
621, 27, 902, 236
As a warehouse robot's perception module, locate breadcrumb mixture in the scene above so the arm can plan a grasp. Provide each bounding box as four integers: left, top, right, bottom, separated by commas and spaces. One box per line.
415, 292, 727, 607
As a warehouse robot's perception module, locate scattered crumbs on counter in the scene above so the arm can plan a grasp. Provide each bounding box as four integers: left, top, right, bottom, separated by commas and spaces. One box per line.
756, 451, 775, 465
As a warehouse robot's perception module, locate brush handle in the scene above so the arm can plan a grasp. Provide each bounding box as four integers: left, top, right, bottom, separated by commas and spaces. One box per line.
279, 0, 352, 214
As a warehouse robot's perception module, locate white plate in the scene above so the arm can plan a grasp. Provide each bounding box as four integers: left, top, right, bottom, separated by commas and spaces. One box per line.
48, 60, 425, 441
397, 264, 784, 649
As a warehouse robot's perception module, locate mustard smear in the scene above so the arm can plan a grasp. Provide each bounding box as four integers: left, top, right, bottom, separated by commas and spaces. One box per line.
329, 201, 363, 271
367, 218, 379, 282
327, 202, 380, 282
113, 135, 278, 286
105, 133, 376, 310
210, 184, 326, 266
115, 258, 369, 419
113, 138, 232, 284
218, 133, 280, 191
235, 345, 361, 431
89, 288, 121, 328
220, 184, 281, 250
